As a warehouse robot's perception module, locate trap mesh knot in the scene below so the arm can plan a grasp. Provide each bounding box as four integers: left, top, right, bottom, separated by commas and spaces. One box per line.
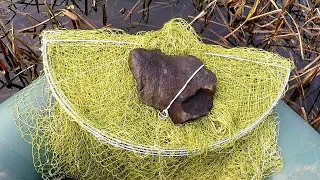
11, 18, 293, 179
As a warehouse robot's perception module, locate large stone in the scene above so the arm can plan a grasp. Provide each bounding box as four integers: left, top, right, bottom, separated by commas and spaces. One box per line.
129, 48, 216, 124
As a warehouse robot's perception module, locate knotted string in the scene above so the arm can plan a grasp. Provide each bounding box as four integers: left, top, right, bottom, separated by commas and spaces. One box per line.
158, 64, 205, 120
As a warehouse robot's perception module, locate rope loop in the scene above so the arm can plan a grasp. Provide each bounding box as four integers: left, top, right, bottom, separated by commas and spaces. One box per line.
157, 64, 204, 120
158, 109, 169, 120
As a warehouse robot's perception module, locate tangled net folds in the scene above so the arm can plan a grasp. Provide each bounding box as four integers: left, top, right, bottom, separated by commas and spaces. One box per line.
12, 19, 293, 179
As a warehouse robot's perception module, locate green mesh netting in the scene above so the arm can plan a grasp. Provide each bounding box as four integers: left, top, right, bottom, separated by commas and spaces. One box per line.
11, 18, 293, 179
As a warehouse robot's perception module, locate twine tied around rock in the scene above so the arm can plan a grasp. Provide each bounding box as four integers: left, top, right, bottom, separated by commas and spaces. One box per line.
158, 64, 205, 120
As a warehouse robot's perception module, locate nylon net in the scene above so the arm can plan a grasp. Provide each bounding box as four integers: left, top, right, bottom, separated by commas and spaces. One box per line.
11, 18, 292, 179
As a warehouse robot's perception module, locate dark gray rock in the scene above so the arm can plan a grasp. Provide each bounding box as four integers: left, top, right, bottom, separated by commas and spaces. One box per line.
129, 48, 216, 124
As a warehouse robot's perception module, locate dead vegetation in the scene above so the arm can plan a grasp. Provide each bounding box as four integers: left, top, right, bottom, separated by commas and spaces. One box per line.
0, 0, 319, 131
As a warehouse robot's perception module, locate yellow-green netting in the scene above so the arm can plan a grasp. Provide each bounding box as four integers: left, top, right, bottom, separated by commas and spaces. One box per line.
13, 76, 282, 180
41, 18, 292, 154
11, 18, 293, 179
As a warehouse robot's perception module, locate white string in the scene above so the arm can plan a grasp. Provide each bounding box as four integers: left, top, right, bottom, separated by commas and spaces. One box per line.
204, 52, 291, 70
43, 39, 139, 45
158, 64, 204, 120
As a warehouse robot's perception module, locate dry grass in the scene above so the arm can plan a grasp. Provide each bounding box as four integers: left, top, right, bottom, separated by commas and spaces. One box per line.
189, 0, 320, 132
